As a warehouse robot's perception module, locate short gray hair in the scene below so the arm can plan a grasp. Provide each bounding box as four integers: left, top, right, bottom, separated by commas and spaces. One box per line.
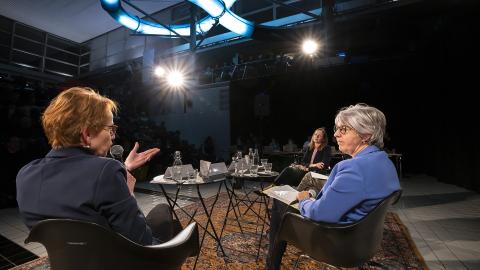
335, 103, 386, 148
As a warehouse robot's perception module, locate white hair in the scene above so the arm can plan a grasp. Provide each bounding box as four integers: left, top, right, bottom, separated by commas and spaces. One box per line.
335, 103, 386, 148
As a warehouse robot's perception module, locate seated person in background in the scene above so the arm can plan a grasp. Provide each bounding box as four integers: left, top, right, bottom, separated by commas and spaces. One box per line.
266, 104, 401, 270
302, 136, 311, 153
201, 136, 216, 162
16, 87, 173, 245
274, 128, 331, 188
268, 138, 280, 152
282, 139, 297, 152
294, 127, 331, 173
293, 128, 332, 193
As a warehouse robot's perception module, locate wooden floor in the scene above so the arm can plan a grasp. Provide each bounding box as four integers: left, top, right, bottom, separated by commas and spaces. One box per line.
0, 175, 478, 269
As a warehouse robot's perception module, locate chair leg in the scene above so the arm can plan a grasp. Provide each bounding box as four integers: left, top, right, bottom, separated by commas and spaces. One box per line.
293, 254, 310, 270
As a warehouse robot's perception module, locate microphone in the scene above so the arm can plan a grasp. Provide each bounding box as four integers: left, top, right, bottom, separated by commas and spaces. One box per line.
110, 144, 124, 162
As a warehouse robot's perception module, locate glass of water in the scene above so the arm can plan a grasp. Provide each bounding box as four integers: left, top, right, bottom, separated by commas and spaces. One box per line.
238, 162, 247, 176
250, 164, 259, 176
261, 158, 268, 167
189, 169, 198, 182
264, 163, 273, 174
173, 166, 183, 183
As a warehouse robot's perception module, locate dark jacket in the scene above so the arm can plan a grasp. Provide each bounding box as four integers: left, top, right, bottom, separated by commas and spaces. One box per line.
302, 145, 332, 172
16, 147, 153, 245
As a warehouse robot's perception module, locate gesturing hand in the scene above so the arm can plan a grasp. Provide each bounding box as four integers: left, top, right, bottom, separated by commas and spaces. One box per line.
124, 142, 160, 171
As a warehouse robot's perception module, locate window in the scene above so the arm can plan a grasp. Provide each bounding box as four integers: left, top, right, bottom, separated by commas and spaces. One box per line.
46, 47, 79, 65
11, 50, 42, 69
15, 24, 45, 42
13, 36, 44, 55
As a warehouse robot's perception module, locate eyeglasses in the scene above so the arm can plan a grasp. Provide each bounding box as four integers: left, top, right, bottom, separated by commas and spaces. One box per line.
333, 125, 353, 135
104, 124, 118, 136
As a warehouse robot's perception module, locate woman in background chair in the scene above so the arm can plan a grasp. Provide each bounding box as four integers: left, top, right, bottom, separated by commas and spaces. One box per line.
16, 87, 173, 245
266, 104, 401, 270
295, 127, 331, 173
274, 127, 331, 187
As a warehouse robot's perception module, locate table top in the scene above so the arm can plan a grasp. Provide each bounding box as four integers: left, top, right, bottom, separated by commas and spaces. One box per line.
228, 171, 279, 179
150, 174, 226, 185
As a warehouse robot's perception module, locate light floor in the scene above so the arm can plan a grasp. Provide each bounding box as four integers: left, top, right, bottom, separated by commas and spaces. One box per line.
0, 175, 478, 269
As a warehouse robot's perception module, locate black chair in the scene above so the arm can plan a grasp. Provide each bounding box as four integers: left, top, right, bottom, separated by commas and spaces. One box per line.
273, 166, 307, 186
25, 219, 199, 270
276, 190, 402, 269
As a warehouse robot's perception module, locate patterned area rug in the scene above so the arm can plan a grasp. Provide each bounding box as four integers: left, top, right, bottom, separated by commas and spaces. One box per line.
12, 192, 428, 270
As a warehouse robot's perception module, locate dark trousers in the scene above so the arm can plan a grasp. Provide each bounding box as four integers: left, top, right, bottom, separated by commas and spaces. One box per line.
274, 166, 307, 186
145, 203, 176, 244
266, 199, 299, 270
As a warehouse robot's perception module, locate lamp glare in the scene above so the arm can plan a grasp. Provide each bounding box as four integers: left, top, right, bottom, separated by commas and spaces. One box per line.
154, 66, 165, 77
167, 71, 184, 88
302, 40, 318, 55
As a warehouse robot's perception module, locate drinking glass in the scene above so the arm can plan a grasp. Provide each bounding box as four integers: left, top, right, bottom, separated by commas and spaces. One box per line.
265, 163, 272, 174
250, 164, 259, 176
238, 162, 247, 176
232, 155, 239, 173
173, 166, 183, 183
261, 158, 268, 167
189, 169, 198, 182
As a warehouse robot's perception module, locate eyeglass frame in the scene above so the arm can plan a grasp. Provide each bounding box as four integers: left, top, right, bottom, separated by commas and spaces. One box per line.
104, 124, 118, 136
333, 125, 354, 135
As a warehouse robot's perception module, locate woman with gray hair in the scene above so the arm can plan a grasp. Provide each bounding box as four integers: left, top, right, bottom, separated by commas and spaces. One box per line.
266, 104, 401, 270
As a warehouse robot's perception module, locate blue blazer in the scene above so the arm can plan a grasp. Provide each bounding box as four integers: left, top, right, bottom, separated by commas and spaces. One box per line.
16, 147, 153, 245
299, 145, 400, 223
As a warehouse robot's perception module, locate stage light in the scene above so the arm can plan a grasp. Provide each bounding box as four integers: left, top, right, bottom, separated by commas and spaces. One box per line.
154, 66, 166, 77
302, 39, 319, 55
167, 71, 185, 88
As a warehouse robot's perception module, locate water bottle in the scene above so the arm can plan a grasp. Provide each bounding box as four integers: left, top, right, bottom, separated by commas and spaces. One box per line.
172, 151, 183, 182
248, 148, 254, 166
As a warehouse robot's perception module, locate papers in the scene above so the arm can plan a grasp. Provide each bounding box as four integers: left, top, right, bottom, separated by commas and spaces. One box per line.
199, 160, 211, 178
310, 172, 329, 180
263, 185, 299, 206
151, 174, 177, 184
200, 160, 228, 181
150, 174, 204, 184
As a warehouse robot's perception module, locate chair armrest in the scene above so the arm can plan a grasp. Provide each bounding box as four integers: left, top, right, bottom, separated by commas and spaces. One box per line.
151, 222, 197, 249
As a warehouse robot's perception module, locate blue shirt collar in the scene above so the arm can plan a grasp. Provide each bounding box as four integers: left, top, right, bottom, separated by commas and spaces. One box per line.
355, 145, 381, 158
